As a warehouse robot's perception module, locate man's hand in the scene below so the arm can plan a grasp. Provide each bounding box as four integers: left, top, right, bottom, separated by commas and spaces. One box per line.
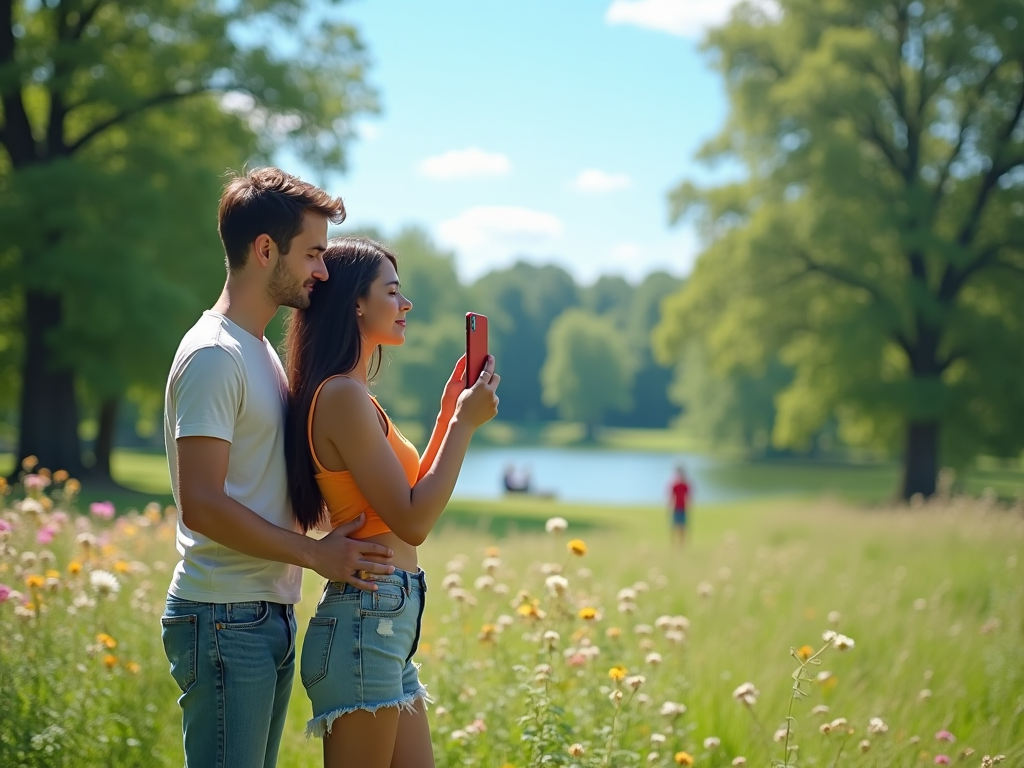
311, 513, 395, 591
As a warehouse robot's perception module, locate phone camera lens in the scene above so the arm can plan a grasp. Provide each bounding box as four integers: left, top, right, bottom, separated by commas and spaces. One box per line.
470, 316, 476, 331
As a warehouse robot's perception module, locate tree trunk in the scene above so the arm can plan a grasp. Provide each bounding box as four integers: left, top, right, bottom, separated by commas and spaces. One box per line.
901, 420, 938, 500
93, 398, 119, 483
14, 291, 86, 478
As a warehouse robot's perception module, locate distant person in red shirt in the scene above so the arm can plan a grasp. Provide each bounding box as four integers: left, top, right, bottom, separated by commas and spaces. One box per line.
668, 465, 690, 545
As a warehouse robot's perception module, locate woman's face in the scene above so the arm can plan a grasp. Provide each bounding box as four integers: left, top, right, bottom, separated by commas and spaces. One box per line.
356, 258, 412, 347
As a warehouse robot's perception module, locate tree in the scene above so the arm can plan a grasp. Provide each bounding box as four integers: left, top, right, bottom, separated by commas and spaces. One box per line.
541, 308, 634, 441
0, 0, 376, 477
472, 262, 580, 422
655, 0, 1024, 498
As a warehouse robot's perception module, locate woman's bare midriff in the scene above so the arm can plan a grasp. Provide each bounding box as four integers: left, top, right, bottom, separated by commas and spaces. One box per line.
360, 530, 419, 573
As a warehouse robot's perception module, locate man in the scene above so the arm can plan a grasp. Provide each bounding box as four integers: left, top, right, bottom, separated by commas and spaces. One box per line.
160, 167, 394, 767
668, 464, 691, 546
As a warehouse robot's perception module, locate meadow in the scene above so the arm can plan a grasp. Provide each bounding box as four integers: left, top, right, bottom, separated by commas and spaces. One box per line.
0, 464, 1021, 767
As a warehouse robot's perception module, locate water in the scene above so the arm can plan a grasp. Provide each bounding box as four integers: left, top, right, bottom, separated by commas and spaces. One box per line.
453, 447, 756, 506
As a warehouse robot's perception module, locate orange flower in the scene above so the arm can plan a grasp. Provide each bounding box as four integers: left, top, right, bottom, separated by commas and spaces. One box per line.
674, 752, 695, 766
797, 645, 815, 661
103, 654, 118, 669
485, 546, 500, 557
125, 661, 141, 674
24, 574, 45, 589
68, 561, 82, 575
567, 539, 587, 556
96, 633, 117, 649
114, 561, 130, 574
53, 470, 69, 483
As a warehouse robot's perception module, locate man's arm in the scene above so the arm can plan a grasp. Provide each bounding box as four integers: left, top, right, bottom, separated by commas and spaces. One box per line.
177, 436, 393, 589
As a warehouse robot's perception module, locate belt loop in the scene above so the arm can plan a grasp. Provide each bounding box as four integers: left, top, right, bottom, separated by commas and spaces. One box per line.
404, 568, 411, 596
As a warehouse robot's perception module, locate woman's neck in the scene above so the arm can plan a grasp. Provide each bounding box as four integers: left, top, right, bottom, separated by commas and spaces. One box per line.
345, 342, 376, 387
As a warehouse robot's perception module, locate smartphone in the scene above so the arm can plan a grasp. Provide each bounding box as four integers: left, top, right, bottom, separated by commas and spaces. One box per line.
465, 312, 489, 389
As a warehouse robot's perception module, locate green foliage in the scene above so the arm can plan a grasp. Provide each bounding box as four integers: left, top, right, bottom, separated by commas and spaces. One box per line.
655, 0, 1024, 493
541, 309, 635, 435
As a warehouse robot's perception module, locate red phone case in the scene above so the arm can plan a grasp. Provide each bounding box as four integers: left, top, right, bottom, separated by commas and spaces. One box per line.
466, 312, 489, 388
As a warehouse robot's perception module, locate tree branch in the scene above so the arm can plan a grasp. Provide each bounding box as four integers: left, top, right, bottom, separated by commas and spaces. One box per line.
63, 88, 207, 155
0, 0, 39, 166
70, 0, 105, 42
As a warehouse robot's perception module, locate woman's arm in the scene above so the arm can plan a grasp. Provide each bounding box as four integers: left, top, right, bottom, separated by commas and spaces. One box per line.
320, 358, 499, 546
417, 356, 466, 481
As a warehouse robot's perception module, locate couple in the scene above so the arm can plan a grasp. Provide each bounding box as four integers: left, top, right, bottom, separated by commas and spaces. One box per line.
160, 167, 500, 768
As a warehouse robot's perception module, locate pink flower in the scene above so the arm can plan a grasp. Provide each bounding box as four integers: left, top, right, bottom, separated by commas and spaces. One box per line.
935, 731, 956, 743
24, 474, 51, 491
0, 584, 11, 603
49, 511, 69, 526
36, 527, 55, 545
934, 755, 951, 765
89, 501, 115, 520
566, 653, 588, 667
0, 520, 12, 534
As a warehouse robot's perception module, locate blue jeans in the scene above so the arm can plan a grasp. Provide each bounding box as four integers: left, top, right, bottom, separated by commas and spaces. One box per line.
160, 595, 297, 768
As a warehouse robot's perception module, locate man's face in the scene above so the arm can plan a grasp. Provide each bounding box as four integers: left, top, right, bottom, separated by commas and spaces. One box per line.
266, 211, 329, 309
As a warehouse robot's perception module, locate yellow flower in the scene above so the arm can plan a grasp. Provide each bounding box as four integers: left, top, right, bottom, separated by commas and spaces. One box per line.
478, 623, 498, 642
125, 661, 141, 674
45, 569, 60, 580
121, 525, 138, 538
605, 626, 622, 639
114, 561, 130, 574
797, 645, 815, 661
101, 544, 117, 558
53, 469, 69, 483
25, 574, 45, 589
674, 752, 695, 766
103, 654, 118, 669
0, 477, 7, 491
485, 546, 500, 557
567, 539, 587, 556
97, 633, 117, 649
608, 666, 628, 682
68, 561, 82, 575
578, 607, 599, 620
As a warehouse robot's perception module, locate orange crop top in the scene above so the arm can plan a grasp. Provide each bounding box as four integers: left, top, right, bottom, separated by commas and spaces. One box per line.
307, 376, 420, 540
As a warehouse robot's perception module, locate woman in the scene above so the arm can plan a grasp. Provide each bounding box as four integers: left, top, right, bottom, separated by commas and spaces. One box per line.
284, 236, 499, 768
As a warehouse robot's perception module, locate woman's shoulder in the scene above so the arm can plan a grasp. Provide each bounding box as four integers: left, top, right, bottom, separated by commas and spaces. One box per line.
316, 376, 375, 415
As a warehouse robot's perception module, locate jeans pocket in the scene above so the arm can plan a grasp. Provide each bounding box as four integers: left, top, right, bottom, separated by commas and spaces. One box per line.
161, 614, 198, 694
300, 616, 337, 688
218, 600, 270, 630
359, 582, 407, 617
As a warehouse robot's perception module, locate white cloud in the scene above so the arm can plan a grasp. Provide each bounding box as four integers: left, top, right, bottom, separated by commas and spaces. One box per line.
610, 242, 643, 261
572, 169, 632, 193
436, 206, 564, 279
605, 0, 748, 38
418, 147, 512, 180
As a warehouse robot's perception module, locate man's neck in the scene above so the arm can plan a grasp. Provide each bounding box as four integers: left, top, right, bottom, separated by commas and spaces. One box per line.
211, 280, 277, 341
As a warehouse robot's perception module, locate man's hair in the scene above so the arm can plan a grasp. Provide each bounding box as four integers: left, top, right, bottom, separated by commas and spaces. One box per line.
217, 167, 347, 272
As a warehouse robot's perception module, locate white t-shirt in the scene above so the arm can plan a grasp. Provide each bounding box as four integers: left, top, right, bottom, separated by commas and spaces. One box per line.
163, 310, 302, 604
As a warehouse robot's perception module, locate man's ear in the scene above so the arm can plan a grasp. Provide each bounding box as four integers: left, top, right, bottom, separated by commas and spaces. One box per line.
252, 234, 275, 267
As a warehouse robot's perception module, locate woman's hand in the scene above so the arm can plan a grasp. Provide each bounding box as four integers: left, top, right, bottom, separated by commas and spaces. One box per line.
453, 355, 500, 429
440, 355, 467, 418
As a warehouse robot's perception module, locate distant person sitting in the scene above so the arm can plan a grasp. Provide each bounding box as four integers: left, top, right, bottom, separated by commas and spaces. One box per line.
668, 465, 691, 546
503, 464, 531, 494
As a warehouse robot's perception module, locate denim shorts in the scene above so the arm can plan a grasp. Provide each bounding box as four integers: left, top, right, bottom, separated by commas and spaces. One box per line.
300, 568, 429, 738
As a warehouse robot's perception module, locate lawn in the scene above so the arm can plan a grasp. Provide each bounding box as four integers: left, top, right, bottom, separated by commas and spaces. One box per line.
1, 476, 1021, 767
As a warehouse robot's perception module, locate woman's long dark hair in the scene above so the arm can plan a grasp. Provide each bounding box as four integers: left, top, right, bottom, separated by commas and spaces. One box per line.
284, 236, 398, 533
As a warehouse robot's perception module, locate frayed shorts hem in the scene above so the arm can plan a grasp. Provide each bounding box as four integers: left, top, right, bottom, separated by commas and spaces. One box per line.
304, 685, 432, 739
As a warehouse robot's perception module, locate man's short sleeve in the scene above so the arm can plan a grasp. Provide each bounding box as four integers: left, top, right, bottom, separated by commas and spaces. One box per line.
172, 346, 243, 443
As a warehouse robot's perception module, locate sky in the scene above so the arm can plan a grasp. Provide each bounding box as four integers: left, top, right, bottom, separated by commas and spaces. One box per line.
283, 0, 742, 285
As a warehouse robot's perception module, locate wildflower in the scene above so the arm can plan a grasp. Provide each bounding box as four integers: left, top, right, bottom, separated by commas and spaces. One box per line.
473, 575, 495, 591
441, 573, 462, 591
567, 539, 587, 556
935, 730, 955, 743
918, 688, 932, 701
21, 551, 39, 567
822, 630, 837, 642
830, 718, 848, 730
478, 624, 498, 642
24, 474, 51, 492
67, 560, 82, 575
96, 633, 117, 649
651, 734, 667, 744
816, 671, 833, 683
665, 629, 685, 644
697, 580, 713, 597
670, 615, 690, 631
126, 661, 141, 674
660, 701, 686, 718
481, 556, 501, 574
773, 727, 788, 743
618, 601, 637, 614
24, 574, 45, 589
859, 739, 871, 753
811, 705, 830, 715
617, 587, 637, 602
18, 498, 45, 516
77, 532, 98, 550
605, 626, 621, 639
827, 610, 842, 624
980, 756, 1006, 767
609, 689, 623, 703
934, 756, 951, 765
578, 606, 599, 620
704, 737, 720, 750
913, 598, 928, 611
796, 645, 814, 661
89, 570, 120, 596
0, 584, 11, 603
608, 666, 628, 682
545, 516, 568, 533
634, 623, 653, 635
22, 455, 38, 471
819, 723, 832, 735
36, 527, 55, 545
645, 652, 662, 666
53, 469, 69, 483
733, 682, 759, 707
625, 675, 646, 690
484, 545, 500, 557
542, 630, 560, 650
545, 575, 569, 596
90, 501, 115, 520
831, 633, 855, 651
516, 602, 543, 619
445, 559, 465, 574
868, 717, 888, 734
14, 603, 36, 618
496, 614, 514, 628
103, 654, 118, 669
732, 759, 747, 767
567, 743, 585, 757
450, 729, 468, 742
655, 615, 673, 630
674, 752, 694, 766
64, 478, 81, 495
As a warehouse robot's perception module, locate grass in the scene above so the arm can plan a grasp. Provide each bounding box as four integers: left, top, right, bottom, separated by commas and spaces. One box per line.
2, 479, 1022, 767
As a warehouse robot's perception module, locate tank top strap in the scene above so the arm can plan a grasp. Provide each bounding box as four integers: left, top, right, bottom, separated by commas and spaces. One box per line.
307, 374, 348, 474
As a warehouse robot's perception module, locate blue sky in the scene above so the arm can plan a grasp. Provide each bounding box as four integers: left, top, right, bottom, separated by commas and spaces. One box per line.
285, 0, 739, 285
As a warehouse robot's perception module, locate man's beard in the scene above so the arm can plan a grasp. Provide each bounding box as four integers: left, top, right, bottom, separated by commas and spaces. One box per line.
267, 256, 309, 309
